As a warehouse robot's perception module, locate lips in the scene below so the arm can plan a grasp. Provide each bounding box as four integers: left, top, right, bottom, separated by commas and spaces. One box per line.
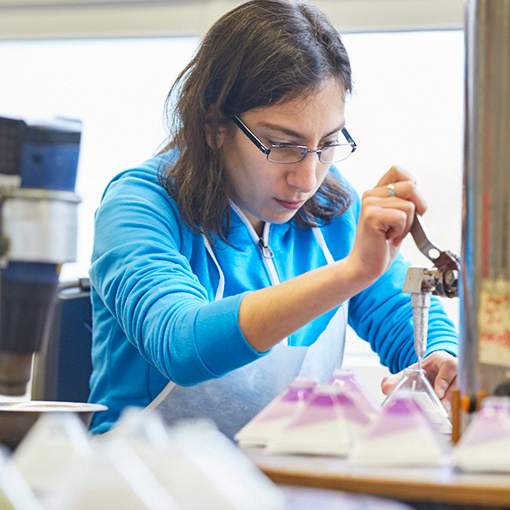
275, 198, 306, 210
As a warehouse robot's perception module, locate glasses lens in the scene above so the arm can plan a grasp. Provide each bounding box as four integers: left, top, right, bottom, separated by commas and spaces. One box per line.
268, 146, 308, 164
319, 144, 354, 164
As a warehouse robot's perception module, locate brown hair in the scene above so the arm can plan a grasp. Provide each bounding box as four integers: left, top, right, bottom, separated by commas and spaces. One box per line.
159, 0, 354, 244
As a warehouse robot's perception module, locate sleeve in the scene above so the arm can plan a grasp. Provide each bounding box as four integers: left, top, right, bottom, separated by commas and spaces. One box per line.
89, 163, 266, 387
348, 253, 459, 374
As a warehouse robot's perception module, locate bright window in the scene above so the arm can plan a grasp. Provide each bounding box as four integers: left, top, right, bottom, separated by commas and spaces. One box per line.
0, 37, 199, 279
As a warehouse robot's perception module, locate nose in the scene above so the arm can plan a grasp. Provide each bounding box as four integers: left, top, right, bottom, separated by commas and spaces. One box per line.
286, 153, 319, 194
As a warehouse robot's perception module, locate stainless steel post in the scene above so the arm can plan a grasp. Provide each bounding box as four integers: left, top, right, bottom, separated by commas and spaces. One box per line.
461, 0, 510, 397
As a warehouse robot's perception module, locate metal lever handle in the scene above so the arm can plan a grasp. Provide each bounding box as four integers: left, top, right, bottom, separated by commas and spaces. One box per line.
409, 215, 460, 298
410, 215, 442, 263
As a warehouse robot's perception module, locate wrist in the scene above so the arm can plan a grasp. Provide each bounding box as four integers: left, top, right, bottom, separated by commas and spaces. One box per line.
333, 255, 377, 297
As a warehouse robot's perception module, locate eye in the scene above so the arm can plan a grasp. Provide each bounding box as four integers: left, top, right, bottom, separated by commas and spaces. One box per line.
270, 141, 297, 148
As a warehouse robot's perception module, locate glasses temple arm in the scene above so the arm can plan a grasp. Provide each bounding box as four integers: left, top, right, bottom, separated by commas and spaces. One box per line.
232, 116, 271, 155
341, 127, 357, 152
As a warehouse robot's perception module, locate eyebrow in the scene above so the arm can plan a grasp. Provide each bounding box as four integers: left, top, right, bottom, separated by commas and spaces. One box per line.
256, 121, 346, 142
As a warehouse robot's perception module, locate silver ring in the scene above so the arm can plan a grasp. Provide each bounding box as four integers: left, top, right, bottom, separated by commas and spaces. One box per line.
387, 183, 396, 197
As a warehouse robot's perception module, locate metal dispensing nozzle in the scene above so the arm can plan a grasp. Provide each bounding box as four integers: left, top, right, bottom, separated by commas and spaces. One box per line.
402, 268, 431, 361
403, 215, 461, 361
411, 292, 430, 360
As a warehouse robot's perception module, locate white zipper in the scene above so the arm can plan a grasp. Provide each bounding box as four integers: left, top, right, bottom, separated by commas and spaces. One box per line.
227, 204, 337, 349
229, 204, 287, 346
260, 221, 281, 285
230, 202, 281, 287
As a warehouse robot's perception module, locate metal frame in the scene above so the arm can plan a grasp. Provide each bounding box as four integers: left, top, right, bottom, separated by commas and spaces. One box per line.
0, 0, 464, 41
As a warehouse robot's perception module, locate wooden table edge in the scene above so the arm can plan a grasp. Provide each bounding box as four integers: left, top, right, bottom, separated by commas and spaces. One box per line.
260, 466, 510, 507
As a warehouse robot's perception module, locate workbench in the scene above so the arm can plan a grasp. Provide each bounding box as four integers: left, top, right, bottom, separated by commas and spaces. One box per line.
245, 448, 510, 510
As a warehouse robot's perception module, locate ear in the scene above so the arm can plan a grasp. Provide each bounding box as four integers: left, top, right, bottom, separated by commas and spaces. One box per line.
204, 105, 229, 149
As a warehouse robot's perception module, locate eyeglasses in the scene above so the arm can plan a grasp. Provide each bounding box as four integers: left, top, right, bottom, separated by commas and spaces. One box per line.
232, 115, 357, 165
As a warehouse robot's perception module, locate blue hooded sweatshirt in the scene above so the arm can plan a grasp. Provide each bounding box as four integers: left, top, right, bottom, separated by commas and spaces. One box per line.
88, 154, 458, 434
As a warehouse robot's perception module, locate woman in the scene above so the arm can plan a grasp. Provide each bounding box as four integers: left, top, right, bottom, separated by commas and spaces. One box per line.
88, 0, 458, 438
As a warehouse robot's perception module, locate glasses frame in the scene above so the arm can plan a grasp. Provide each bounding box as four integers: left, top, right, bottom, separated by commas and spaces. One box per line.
232, 115, 357, 164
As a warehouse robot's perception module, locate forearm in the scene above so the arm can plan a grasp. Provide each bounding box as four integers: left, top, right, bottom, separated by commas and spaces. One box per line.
238, 256, 371, 352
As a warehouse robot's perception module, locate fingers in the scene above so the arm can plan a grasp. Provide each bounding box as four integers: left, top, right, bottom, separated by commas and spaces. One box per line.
431, 356, 458, 399
381, 352, 459, 415
359, 166, 427, 250
360, 195, 415, 246
429, 355, 458, 414
375, 165, 416, 188
349, 202, 407, 281
381, 372, 402, 395
373, 165, 428, 216
351, 165, 427, 283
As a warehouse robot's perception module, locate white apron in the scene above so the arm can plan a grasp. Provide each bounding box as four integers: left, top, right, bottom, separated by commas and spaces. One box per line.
148, 227, 348, 440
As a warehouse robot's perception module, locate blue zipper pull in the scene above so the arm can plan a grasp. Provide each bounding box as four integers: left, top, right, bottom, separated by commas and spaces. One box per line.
258, 238, 274, 259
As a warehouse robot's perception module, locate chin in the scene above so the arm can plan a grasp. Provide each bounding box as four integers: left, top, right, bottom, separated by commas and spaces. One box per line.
269, 211, 299, 225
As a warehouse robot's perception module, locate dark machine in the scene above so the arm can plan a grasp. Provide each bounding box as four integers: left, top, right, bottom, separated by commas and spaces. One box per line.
0, 115, 81, 397
461, 0, 510, 405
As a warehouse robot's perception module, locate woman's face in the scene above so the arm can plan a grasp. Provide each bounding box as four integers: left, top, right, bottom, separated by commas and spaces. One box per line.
221, 79, 346, 236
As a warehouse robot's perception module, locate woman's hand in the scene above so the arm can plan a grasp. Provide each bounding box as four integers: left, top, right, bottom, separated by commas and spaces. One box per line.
345, 166, 428, 286
381, 351, 458, 414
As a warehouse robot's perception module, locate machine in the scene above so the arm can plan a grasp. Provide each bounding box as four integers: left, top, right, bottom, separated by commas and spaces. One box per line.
461, 0, 510, 404
402, 0, 510, 428
0, 115, 81, 397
